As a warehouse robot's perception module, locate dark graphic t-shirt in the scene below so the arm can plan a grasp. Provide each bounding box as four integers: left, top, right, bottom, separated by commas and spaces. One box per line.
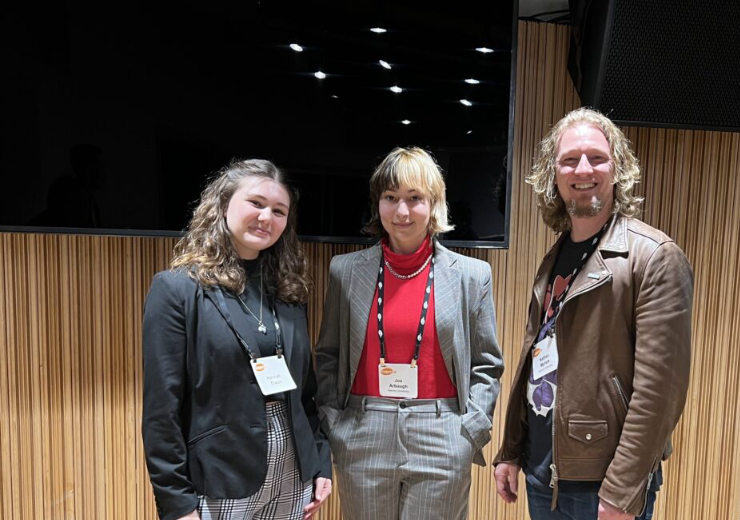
523, 232, 599, 490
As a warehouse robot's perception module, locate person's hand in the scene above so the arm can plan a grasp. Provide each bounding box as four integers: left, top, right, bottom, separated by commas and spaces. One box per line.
175, 510, 200, 520
494, 462, 520, 504
598, 498, 634, 520
303, 477, 332, 519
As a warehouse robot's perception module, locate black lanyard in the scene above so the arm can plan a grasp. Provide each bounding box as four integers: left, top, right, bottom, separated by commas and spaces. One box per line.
214, 289, 283, 360
376, 253, 434, 367
541, 221, 609, 335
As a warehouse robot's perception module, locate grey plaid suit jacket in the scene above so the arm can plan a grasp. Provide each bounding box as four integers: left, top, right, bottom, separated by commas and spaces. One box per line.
314, 239, 503, 465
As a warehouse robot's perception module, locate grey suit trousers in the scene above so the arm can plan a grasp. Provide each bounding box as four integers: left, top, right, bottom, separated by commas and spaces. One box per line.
329, 396, 475, 520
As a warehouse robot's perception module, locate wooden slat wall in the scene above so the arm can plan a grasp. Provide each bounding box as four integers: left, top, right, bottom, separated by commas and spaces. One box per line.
1, 21, 738, 520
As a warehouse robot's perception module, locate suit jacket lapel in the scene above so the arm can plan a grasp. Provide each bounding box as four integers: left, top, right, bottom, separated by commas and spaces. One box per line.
348, 243, 381, 387
206, 286, 262, 358
433, 242, 461, 382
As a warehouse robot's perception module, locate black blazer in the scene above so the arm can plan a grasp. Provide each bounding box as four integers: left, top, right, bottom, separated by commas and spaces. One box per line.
142, 270, 332, 520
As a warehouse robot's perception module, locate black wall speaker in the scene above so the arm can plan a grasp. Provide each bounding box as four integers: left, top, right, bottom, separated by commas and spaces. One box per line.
568, 0, 740, 131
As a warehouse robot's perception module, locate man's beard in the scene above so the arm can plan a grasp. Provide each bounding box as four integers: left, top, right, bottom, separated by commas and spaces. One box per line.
566, 196, 605, 218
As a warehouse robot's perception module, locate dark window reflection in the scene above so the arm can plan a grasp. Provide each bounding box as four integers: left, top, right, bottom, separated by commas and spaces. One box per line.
0, 1, 515, 244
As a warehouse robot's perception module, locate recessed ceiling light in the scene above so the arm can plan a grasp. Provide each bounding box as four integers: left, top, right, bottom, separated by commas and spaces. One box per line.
402, 120, 411, 125
290, 43, 303, 52
379, 60, 392, 70
370, 27, 387, 34
331, 95, 339, 99
475, 47, 494, 53
315, 71, 326, 79
460, 99, 472, 107
467, 130, 473, 134
390, 86, 403, 94
465, 78, 480, 85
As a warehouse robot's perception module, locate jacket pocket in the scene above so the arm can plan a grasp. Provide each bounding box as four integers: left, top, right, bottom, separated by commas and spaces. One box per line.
327, 407, 355, 448
461, 407, 493, 453
611, 374, 630, 416
188, 425, 227, 446
568, 418, 608, 444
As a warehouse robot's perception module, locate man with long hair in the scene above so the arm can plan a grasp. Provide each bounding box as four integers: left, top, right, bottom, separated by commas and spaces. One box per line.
493, 108, 693, 520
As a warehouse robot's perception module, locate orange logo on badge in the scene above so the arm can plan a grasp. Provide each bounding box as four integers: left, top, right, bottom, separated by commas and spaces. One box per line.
533, 348, 541, 358
254, 363, 266, 372
380, 367, 394, 376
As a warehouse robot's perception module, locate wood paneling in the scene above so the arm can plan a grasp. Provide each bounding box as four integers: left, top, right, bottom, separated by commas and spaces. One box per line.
1, 21, 738, 520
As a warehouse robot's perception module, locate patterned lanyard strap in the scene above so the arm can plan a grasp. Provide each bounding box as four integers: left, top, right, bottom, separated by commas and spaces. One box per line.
543, 220, 610, 330
376, 253, 435, 367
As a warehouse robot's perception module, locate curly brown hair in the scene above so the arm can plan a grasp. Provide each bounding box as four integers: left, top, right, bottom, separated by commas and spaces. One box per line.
526, 107, 644, 232
170, 159, 310, 303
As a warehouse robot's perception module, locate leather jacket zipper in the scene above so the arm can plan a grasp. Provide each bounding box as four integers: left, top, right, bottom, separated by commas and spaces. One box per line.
612, 375, 655, 517
549, 461, 559, 508
627, 457, 656, 516
549, 331, 559, 510
549, 381, 559, 510
611, 375, 630, 413
544, 258, 609, 511
639, 471, 654, 517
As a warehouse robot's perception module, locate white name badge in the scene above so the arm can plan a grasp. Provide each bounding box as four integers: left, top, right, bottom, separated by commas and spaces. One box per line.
378, 363, 418, 398
532, 334, 559, 380
251, 355, 297, 396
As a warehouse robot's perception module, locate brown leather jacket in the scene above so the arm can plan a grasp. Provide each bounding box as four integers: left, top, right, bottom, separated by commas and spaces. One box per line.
494, 216, 693, 516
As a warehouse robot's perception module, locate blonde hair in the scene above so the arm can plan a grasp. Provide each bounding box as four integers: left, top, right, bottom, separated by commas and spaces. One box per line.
364, 147, 454, 236
526, 107, 644, 232
170, 159, 309, 303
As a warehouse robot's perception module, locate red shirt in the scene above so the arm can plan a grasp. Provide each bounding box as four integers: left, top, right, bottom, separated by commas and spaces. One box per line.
350, 236, 458, 398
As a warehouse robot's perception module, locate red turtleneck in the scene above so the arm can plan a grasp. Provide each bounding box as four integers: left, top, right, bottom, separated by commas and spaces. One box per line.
350, 235, 457, 399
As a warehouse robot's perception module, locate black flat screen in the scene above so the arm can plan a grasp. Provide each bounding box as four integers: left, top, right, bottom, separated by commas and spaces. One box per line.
1, 0, 517, 246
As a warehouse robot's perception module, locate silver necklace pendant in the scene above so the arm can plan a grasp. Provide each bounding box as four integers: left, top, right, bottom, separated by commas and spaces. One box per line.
236, 263, 269, 335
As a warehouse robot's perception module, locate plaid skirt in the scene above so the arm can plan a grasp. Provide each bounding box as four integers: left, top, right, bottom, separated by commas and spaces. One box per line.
198, 401, 313, 520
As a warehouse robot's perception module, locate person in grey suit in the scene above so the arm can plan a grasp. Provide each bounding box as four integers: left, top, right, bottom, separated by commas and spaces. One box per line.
142, 159, 332, 520
314, 147, 504, 520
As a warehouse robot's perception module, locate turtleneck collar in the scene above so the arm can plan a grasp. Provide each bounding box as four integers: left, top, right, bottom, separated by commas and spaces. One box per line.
240, 257, 262, 278
382, 235, 433, 271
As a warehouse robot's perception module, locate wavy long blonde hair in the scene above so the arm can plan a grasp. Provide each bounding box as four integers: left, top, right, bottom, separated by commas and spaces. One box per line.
526, 107, 644, 232
170, 159, 309, 303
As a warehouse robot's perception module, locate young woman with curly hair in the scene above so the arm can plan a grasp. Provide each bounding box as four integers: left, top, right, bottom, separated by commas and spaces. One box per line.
142, 159, 332, 520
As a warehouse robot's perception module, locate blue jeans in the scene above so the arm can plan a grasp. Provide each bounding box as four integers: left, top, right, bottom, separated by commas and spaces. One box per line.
526, 480, 657, 520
